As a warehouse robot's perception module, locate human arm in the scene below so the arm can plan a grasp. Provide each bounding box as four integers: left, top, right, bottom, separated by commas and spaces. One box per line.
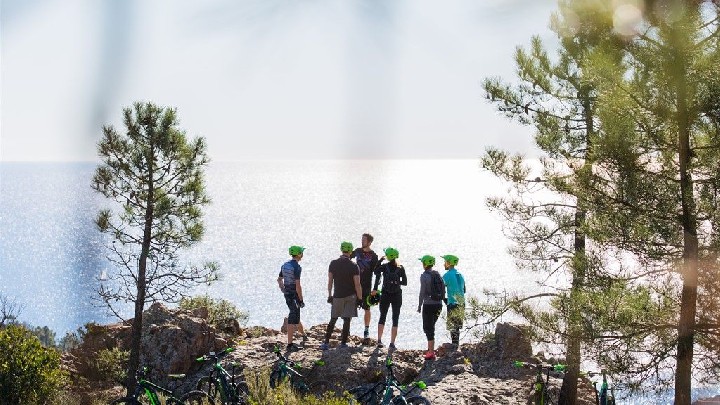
327, 270, 334, 302
296, 279, 304, 303
418, 273, 426, 312
399, 266, 408, 286
277, 271, 284, 293
354, 275, 362, 300
373, 265, 382, 291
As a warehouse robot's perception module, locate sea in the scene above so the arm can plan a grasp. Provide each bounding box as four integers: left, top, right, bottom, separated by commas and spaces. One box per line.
1, 160, 718, 404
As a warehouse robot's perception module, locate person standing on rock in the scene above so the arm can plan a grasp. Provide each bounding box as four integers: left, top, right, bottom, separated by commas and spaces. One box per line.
350, 233, 381, 342
320, 241, 363, 350
372, 247, 407, 350
441, 254, 466, 349
417, 255, 445, 360
278, 245, 305, 352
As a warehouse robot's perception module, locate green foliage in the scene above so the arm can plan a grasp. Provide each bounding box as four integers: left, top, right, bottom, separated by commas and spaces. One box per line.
243, 368, 349, 405
24, 324, 57, 348
92, 101, 217, 308
0, 324, 67, 404
94, 347, 129, 382
179, 295, 248, 328
58, 331, 82, 352
92, 101, 217, 394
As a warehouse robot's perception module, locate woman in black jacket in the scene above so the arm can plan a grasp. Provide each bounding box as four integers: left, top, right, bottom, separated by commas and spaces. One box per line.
371, 247, 407, 349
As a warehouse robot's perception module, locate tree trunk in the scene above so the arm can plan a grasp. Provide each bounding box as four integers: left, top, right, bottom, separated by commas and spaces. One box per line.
559, 89, 592, 405
674, 48, 698, 405
126, 150, 155, 397
559, 208, 586, 405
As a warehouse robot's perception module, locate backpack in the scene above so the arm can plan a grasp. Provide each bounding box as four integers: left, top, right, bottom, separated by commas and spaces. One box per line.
383, 265, 402, 294
429, 270, 445, 301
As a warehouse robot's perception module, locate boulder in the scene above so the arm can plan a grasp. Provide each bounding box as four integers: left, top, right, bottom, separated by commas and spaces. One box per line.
494, 322, 532, 360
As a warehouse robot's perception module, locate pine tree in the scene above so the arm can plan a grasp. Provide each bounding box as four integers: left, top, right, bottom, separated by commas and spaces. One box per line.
91, 102, 218, 395
581, 1, 720, 402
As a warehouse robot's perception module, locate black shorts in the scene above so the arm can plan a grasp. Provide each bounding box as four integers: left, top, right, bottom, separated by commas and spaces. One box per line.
360, 284, 372, 310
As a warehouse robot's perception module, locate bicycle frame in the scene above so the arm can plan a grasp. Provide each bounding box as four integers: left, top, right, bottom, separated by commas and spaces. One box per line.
127, 369, 182, 405
272, 347, 308, 389
514, 361, 565, 405
353, 357, 425, 405
197, 348, 245, 403
586, 370, 615, 405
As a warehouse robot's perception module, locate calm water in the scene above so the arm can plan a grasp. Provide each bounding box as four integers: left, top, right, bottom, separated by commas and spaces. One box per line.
0, 160, 521, 340
0, 160, 717, 403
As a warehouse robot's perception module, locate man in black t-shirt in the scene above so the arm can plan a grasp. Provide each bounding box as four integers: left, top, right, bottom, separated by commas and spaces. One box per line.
350, 233, 380, 340
320, 241, 362, 350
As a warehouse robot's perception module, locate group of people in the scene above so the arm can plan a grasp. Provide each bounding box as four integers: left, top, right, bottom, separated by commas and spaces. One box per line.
276, 233, 466, 360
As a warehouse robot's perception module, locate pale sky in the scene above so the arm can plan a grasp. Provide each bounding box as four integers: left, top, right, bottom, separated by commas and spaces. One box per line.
1, 0, 557, 161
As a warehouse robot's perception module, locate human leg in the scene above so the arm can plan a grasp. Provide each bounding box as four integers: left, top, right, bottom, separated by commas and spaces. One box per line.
324, 317, 338, 343
285, 292, 301, 345
389, 293, 402, 345
340, 317, 351, 344
377, 294, 390, 344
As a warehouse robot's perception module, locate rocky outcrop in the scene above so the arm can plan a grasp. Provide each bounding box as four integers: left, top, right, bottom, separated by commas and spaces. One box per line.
695, 395, 720, 405
65, 305, 598, 405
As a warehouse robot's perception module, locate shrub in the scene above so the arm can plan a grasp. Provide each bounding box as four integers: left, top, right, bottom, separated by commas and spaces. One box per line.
179, 295, 248, 328
0, 324, 67, 404
58, 331, 82, 352
25, 324, 57, 348
95, 347, 129, 382
243, 368, 350, 405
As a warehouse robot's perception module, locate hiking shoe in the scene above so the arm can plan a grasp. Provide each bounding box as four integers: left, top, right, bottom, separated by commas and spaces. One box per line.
377, 341, 384, 348
319, 342, 330, 351
363, 329, 370, 339
388, 343, 397, 350
286, 343, 302, 352
424, 350, 436, 360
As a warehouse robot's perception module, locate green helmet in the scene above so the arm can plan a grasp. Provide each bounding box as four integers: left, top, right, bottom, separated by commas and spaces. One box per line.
289, 245, 305, 256
441, 254, 459, 266
341, 241, 354, 253
384, 247, 399, 261
418, 255, 435, 267
366, 292, 381, 307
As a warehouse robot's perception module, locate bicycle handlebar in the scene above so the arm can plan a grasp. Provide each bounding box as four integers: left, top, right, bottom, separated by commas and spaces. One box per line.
513, 360, 567, 372
196, 347, 235, 362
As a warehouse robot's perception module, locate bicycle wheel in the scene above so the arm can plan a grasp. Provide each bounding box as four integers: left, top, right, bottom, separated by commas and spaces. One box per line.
269, 370, 284, 389
196, 376, 221, 400
110, 398, 142, 405
348, 386, 379, 405
233, 380, 250, 403
180, 390, 216, 405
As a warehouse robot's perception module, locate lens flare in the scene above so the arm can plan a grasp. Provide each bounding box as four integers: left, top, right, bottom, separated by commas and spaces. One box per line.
613, 3, 643, 37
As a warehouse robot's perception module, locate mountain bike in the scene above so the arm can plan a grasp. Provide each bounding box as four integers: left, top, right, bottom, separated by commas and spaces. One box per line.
348, 355, 431, 405
514, 361, 566, 405
585, 370, 616, 405
110, 366, 214, 405
195, 347, 249, 405
268, 345, 332, 396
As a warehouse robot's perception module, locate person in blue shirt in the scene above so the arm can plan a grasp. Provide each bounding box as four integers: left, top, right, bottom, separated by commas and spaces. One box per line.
278, 245, 305, 351
441, 254, 466, 348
